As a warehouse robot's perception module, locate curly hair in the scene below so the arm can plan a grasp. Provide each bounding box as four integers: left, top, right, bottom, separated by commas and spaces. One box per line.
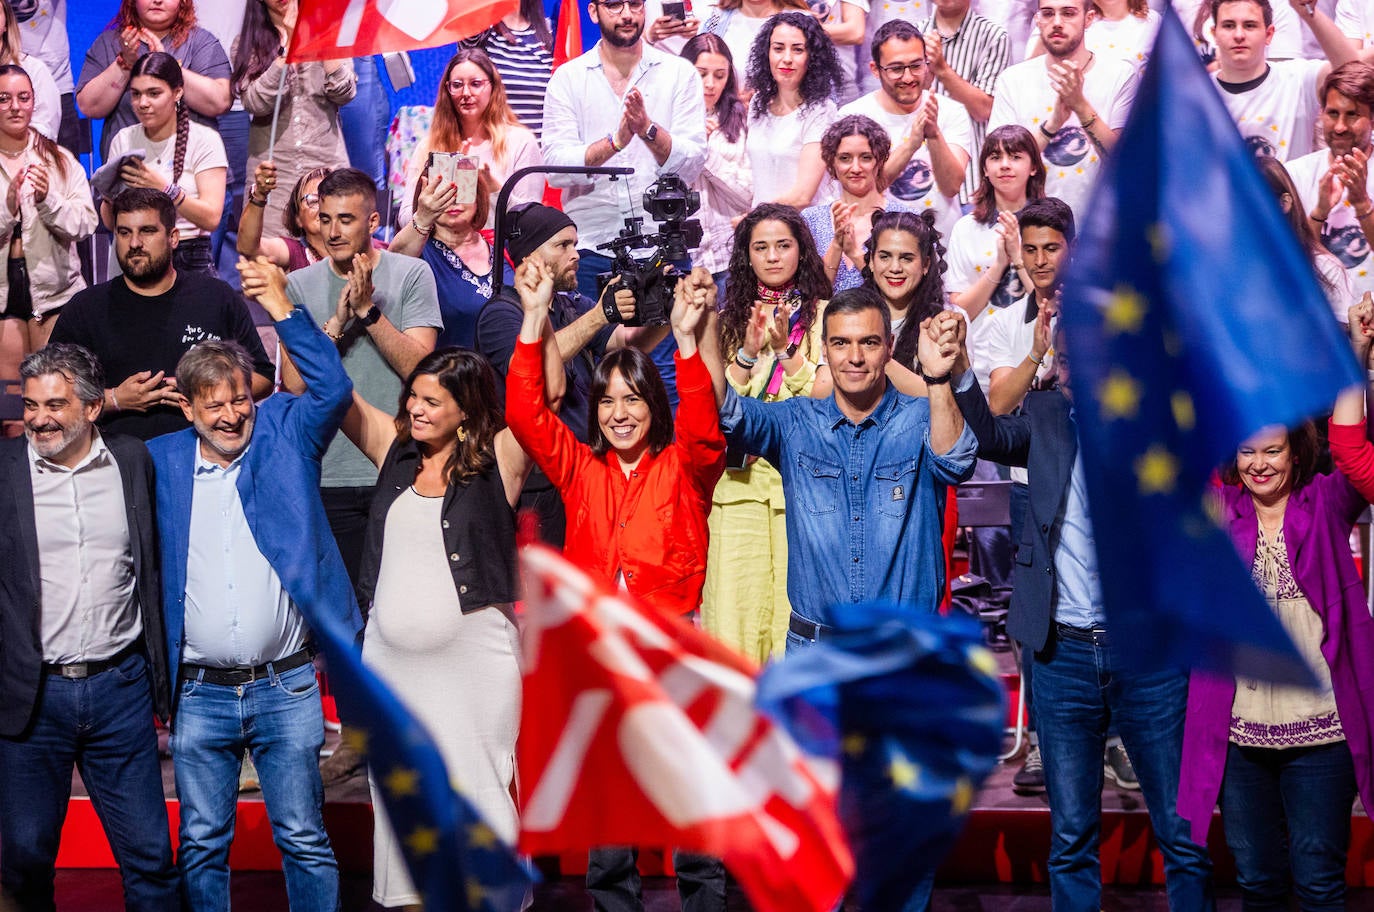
970, 124, 1046, 226
112, 0, 197, 48
746, 11, 841, 120
861, 209, 948, 369
820, 114, 892, 187
719, 203, 830, 358
393, 348, 503, 484
427, 48, 524, 166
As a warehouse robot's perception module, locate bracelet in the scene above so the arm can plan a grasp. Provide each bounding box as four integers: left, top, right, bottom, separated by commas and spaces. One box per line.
1357, 207, 1374, 220
410, 216, 433, 236
1079, 113, 1097, 132
734, 350, 759, 368
1039, 121, 1056, 140
323, 324, 344, 342
920, 369, 953, 385
607, 132, 624, 153
248, 190, 267, 207
1028, 353, 1045, 366
1311, 211, 1329, 223
109, 390, 120, 412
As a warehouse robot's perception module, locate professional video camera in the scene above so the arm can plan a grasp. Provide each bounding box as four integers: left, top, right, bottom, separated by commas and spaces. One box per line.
595, 174, 704, 327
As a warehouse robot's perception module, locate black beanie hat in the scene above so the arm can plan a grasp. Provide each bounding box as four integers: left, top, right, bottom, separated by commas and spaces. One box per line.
504, 203, 576, 267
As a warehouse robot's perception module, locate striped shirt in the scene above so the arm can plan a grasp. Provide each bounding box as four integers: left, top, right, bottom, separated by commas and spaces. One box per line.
473, 25, 556, 140
920, 11, 1009, 203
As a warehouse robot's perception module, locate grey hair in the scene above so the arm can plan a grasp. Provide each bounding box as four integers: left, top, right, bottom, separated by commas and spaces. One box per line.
175, 340, 255, 402
20, 344, 106, 405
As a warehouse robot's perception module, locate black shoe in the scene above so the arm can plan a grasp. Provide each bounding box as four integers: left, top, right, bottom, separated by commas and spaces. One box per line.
1013, 745, 1045, 793
1104, 743, 1140, 790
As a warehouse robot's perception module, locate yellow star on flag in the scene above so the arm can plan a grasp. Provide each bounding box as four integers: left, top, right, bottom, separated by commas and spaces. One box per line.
1098, 370, 1142, 419
1171, 391, 1196, 431
951, 777, 975, 815
1135, 445, 1179, 495
467, 878, 487, 908
1104, 287, 1147, 335
468, 822, 498, 850
384, 767, 419, 799
341, 727, 368, 755
967, 646, 998, 678
842, 732, 868, 757
405, 826, 439, 857
889, 751, 921, 790
1147, 222, 1172, 263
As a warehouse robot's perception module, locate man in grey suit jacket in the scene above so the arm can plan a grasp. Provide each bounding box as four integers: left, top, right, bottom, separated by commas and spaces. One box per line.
0, 344, 177, 912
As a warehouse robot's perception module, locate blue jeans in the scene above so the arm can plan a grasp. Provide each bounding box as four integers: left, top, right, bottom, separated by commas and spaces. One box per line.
211, 109, 251, 292
0, 651, 177, 912
1028, 631, 1214, 912
171, 661, 337, 912
1220, 740, 1357, 912
339, 57, 388, 191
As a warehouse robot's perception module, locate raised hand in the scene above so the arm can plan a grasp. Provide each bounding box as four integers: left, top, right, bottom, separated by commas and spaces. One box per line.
252, 159, 278, 201
236, 255, 293, 321
515, 256, 555, 316
671, 267, 714, 351
345, 253, 375, 318
414, 172, 458, 226
743, 301, 771, 359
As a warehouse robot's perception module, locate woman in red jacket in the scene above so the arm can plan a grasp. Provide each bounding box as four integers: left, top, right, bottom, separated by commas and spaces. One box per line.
504, 259, 726, 617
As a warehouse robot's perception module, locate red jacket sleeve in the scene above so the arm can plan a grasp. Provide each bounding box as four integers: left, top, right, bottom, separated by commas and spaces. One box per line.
671, 349, 727, 497
1328, 418, 1374, 503
505, 338, 591, 492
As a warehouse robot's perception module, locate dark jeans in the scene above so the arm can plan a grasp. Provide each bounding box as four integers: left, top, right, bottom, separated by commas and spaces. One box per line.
0, 652, 178, 912
586, 847, 725, 912
320, 484, 375, 605
1028, 631, 1214, 912
1220, 740, 1358, 912
172, 236, 216, 277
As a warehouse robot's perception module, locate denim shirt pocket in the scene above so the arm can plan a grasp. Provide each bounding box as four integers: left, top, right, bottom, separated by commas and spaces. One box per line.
795, 453, 842, 514
874, 457, 919, 518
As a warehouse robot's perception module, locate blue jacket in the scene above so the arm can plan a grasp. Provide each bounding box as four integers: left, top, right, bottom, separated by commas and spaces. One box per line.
148, 308, 363, 700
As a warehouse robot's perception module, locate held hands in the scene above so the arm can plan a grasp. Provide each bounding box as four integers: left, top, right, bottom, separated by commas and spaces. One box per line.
918, 310, 964, 379
236, 255, 294, 321
670, 266, 715, 353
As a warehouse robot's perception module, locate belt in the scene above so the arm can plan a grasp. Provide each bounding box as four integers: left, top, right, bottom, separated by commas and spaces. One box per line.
1055, 622, 1109, 645
789, 613, 834, 642
180, 647, 314, 686
43, 641, 141, 680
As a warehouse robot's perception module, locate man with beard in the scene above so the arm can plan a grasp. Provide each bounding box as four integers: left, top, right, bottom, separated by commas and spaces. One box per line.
147, 256, 362, 912
48, 188, 274, 441
1289, 61, 1374, 302
839, 19, 973, 242
0, 343, 177, 912
987, 0, 1136, 221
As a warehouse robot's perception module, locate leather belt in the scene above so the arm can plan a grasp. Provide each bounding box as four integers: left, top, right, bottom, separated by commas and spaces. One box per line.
181, 647, 314, 686
788, 613, 834, 642
1055, 623, 1109, 645
43, 642, 141, 680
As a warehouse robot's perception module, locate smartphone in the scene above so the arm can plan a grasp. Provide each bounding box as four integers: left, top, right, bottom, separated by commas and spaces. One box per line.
662, 1, 686, 18
428, 151, 479, 205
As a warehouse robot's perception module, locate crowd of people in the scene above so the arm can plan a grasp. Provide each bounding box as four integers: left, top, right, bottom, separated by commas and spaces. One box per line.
4, 0, 1374, 910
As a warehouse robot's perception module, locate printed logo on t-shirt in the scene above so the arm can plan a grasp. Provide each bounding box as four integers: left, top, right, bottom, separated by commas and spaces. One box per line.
889, 160, 935, 204
1245, 135, 1277, 160
1043, 127, 1092, 168
1321, 223, 1371, 269
181, 325, 223, 345
10, 0, 36, 23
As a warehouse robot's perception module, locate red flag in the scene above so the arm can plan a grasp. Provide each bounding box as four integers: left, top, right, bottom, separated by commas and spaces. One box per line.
287, 0, 516, 63
517, 545, 853, 912
551, 0, 583, 68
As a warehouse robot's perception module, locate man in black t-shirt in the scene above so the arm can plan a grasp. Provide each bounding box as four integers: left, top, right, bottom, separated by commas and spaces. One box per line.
49, 189, 274, 441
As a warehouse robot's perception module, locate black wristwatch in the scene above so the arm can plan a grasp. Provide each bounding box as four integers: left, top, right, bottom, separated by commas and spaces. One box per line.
642, 123, 659, 142
919, 368, 952, 385
358, 305, 382, 327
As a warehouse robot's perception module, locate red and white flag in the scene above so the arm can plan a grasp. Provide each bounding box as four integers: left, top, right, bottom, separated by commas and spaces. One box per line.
517, 545, 854, 912
287, 0, 515, 63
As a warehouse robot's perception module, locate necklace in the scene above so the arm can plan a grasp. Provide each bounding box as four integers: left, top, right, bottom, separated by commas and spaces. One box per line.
0, 146, 25, 159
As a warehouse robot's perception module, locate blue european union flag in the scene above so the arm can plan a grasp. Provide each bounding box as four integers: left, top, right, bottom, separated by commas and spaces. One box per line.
312, 618, 532, 911
755, 604, 1004, 911
1059, 5, 1362, 684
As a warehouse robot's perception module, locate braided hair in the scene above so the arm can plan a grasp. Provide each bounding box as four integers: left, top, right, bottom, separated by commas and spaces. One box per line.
861, 209, 948, 369
131, 52, 189, 184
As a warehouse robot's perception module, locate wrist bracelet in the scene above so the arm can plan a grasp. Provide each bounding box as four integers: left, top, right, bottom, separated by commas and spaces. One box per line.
1028, 353, 1045, 366
324, 325, 344, 342
1079, 113, 1097, 131
1039, 121, 1056, 140
1312, 211, 1329, 223
411, 216, 433, 236
607, 132, 624, 153
1357, 207, 1374, 220
735, 350, 759, 368
920, 369, 953, 385
109, 390, 120, 412
248, 191, 267, 207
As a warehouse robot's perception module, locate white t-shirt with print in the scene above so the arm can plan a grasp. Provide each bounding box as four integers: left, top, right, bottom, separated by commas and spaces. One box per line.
106, 121, 229, 238
860, 0, 935, 92
1288, 147, 1374, 304
985, 292, 1055, 484
945, 212, 1028, 392
839, 89, 972, 242
1086, 10, 1162, 73
1336, 0, 1374, 48
989, 53, 1137, 222
1212, 59, 1324, 161
747, 99, 838, 206
813, 0, 871, 105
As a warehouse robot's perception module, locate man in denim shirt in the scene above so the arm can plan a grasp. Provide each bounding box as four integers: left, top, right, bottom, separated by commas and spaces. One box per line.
714, 287, 977, 650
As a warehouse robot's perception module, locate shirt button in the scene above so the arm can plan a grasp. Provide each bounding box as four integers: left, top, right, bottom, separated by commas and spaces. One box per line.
853, 516, 860, 521
449, 552, 460, 562
852, 474, 859, 481
459, 584, 468, 594
442, 520, 450, 529
852, 557, 859, 563
626, 571, 634, 578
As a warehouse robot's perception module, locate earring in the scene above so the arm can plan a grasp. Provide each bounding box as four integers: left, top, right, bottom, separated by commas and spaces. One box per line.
456, 425, 467, 443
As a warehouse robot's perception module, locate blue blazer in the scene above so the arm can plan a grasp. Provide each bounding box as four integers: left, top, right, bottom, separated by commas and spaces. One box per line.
148, 308, 364, 699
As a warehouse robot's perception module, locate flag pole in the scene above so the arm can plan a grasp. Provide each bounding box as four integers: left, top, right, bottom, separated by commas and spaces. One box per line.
268, 58, 288, 163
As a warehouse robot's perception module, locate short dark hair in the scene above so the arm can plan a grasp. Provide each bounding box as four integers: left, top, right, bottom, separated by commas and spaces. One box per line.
176, 340, 254, 403
821, 285, 892, 341
1219, 421, 1321, 492
1322, 60, 1374, 115
20, 343, 105, 405
395, 348, 503, 484
1210, 0, 1272, 28
820, 114, 892, 183
871, 19, 925, 63
318, 167, 379, 211
1018, 197, 1076, 244
111, 187, 176, 231
587, 348, 674, 459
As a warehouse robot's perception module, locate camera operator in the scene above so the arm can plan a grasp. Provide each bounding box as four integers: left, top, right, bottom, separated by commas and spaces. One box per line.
476, 202, 670, 547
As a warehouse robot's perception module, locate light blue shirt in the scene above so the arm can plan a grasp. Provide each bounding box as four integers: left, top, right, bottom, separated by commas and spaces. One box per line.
1053, 436, 1106, 629
182, 444, 306, 667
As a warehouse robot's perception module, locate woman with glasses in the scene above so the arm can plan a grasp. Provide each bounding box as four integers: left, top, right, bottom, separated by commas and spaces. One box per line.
399, 48, 544, 233
744, 11, 841, 208
0, 0, 60, 141
236, 162, 332, 271
231, 0, 355, 242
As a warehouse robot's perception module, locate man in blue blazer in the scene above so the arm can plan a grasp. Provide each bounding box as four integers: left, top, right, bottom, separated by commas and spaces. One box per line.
148, 256, 363, 912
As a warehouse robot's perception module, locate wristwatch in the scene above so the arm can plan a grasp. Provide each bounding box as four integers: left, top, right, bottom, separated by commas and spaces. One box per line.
358, 305, 382, 327
641, 122, 659, 142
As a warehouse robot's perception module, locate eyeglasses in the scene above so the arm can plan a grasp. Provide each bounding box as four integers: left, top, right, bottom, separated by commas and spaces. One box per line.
597, 0, 646, 12
447, 78, 490, 94
0, 92, 33, 107
878, 61, 927, 77
1036, 6, 1082, 20
299, 193, 320, 210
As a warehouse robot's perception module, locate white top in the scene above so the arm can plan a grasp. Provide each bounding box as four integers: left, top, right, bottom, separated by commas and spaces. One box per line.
839, 89, 973, 242
984, 291, 1056, 484
19, 54, 61, 141
372, 487, 462, 622
30, 435, 142, 664
862, 0, 937, 91
542, 42, 707, 250
989, 53, 1137, 222
1212, 59, 1325, 162
0, 142, 96, 317
747, 97, 837, 206
1288, 147, 1374, 307
691, 121, 752, 275
816, 0, 871, 105
106, 120, 229, 238
1337, 0, 1374, 48
1085, 10, 1161, 73
400, 126, 546, 231
945, 213, 1029, 392
704, 7, 774, 87
16, 0, 71, 92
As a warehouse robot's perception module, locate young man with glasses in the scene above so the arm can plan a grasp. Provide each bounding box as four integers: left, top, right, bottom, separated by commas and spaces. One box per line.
988, 0, 1137, 221
840, 20, 973, 241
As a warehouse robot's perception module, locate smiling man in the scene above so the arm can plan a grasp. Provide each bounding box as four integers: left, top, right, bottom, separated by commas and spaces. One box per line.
148, 255, 362, 912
